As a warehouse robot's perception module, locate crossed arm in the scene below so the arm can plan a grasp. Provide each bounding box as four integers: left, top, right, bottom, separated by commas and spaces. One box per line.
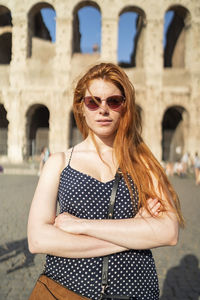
27, 153, 179, 259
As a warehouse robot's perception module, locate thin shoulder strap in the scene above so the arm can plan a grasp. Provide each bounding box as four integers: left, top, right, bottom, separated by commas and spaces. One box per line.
68, 147, 74, 166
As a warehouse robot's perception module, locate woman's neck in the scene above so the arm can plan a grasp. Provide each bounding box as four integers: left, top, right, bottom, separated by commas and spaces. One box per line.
85, 133, 115, 153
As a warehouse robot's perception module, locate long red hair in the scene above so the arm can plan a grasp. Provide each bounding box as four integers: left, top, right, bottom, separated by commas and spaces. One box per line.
73, 63, 184, 226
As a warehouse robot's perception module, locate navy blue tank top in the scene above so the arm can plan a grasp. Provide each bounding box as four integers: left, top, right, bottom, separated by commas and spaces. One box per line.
44, 153, 159, 300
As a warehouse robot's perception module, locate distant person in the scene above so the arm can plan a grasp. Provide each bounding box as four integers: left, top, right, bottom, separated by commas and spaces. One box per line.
38, 146, 50, 176
181, 152, 190, 176
92, 43, 99, 52
194, 152, 200, 185
173, 160, 184, 177
166, 161, 174, 176
28, 63, 184, 300
0, 165, 3, 173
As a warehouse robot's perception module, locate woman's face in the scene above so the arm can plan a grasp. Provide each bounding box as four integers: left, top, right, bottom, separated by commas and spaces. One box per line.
82, 79, 123, 140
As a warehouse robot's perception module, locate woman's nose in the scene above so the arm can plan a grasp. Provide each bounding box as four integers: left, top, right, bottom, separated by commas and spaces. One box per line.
99, 100, 109, 114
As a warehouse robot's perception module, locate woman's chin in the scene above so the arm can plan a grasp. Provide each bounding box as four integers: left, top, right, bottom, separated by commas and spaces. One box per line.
92, 129, 117, 140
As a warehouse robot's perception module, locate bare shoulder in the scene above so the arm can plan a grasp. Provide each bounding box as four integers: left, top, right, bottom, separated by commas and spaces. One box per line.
62, 144, 86, 167
48, 143, 85, 170
41, 151, 68, 176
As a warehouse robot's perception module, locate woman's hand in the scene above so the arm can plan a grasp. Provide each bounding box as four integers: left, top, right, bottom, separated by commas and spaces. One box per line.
54, 212, 83, 234
136, 198, 161, 219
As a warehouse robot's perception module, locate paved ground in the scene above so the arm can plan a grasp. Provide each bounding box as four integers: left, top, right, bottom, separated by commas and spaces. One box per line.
0, 173, 200, 300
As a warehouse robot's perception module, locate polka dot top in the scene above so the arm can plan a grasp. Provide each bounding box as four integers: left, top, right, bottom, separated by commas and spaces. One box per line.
44, 156, 159, 300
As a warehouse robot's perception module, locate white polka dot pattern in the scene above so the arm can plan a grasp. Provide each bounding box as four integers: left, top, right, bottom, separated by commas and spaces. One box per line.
44, 165, 159, 300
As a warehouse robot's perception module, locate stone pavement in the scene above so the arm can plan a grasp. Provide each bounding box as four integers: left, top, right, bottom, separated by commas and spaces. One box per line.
0, 174, 200, 300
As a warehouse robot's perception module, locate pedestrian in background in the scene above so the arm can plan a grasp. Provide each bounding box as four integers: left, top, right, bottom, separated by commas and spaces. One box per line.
181, 152, 190, 176
28, 63, 184, 300
38, 146, 50, 176
194, 152, 200, 185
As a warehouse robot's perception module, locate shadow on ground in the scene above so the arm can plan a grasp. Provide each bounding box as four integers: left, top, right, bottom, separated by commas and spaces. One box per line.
0, 238, 35, 273
160, 254, 200, 300
1, 239, 200, 299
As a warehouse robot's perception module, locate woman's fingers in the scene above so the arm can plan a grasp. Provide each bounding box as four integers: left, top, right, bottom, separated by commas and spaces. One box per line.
54, 213, 81, 233
148, 198, 160, 215
151, 202, 161, 216
147, 198, 157, 208
55, 212, 77, 223
54, 214, 68, 228
145, 198, 161, 216
135, 198, 161, 219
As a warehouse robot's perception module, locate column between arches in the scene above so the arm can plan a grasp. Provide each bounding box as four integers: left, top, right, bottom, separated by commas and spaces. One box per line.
49, 93, 71, 154
10, 12, 27, 88
144, 16, 163, 86
54, 16, 72, 87
101, 16, 118, 63
143, 88, 163, 161
7, 93, 25, 162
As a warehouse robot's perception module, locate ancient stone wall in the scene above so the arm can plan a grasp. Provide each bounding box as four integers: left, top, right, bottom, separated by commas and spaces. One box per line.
0, 0, 199, 163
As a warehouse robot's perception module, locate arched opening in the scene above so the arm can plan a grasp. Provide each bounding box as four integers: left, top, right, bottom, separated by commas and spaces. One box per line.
0, 5, 12, 64
118, 7, 146, 68
69, 111, 82, 147
162, 106, 188, 162
0, 104, 9, 155
27, 2, 56, 58
26, 104, 49, 158
164, 6, 190, 68
72, 1, 101, 54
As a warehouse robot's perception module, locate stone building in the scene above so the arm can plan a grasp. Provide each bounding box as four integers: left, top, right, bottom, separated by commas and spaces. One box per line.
0, 0, 199, 163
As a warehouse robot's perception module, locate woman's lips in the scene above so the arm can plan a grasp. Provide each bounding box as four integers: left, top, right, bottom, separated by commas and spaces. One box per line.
96, 119, 112, 125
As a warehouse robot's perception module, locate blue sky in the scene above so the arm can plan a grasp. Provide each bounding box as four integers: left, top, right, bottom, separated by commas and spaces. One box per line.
41, 7, 173, 63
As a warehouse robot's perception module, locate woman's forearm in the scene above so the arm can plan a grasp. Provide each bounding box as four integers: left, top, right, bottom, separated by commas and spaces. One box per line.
53, 199, 179, 250
81, 214, 179, 249
62, 213, 179, 250
28, 223, 127, 258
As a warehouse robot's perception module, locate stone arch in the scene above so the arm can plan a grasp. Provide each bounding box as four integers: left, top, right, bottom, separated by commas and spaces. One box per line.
72, 1, 101, 54
0, 5, 12, 64
0, 103, 9, 155
118, 6, 146, 68
27, 2, 56, 58
164, 5, 191, 68
69, 110, 82, 147
162, 105, 189, 162
25, 104, 50, 157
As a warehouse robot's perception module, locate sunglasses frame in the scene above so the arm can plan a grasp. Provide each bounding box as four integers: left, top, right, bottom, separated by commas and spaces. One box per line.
83, 95, 125, 111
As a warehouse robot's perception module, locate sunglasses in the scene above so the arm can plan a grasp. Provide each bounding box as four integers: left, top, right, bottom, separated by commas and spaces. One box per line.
83, 95, 125, 111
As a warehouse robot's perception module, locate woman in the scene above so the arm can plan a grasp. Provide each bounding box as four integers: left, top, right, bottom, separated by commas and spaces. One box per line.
38, 146, 50, 176
28, 63, 184, 300
194, 152, 200, 185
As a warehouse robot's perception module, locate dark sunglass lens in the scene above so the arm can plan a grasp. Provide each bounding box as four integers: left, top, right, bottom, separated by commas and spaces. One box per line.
107, 96, 124, 109
84, 97, 100, 110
